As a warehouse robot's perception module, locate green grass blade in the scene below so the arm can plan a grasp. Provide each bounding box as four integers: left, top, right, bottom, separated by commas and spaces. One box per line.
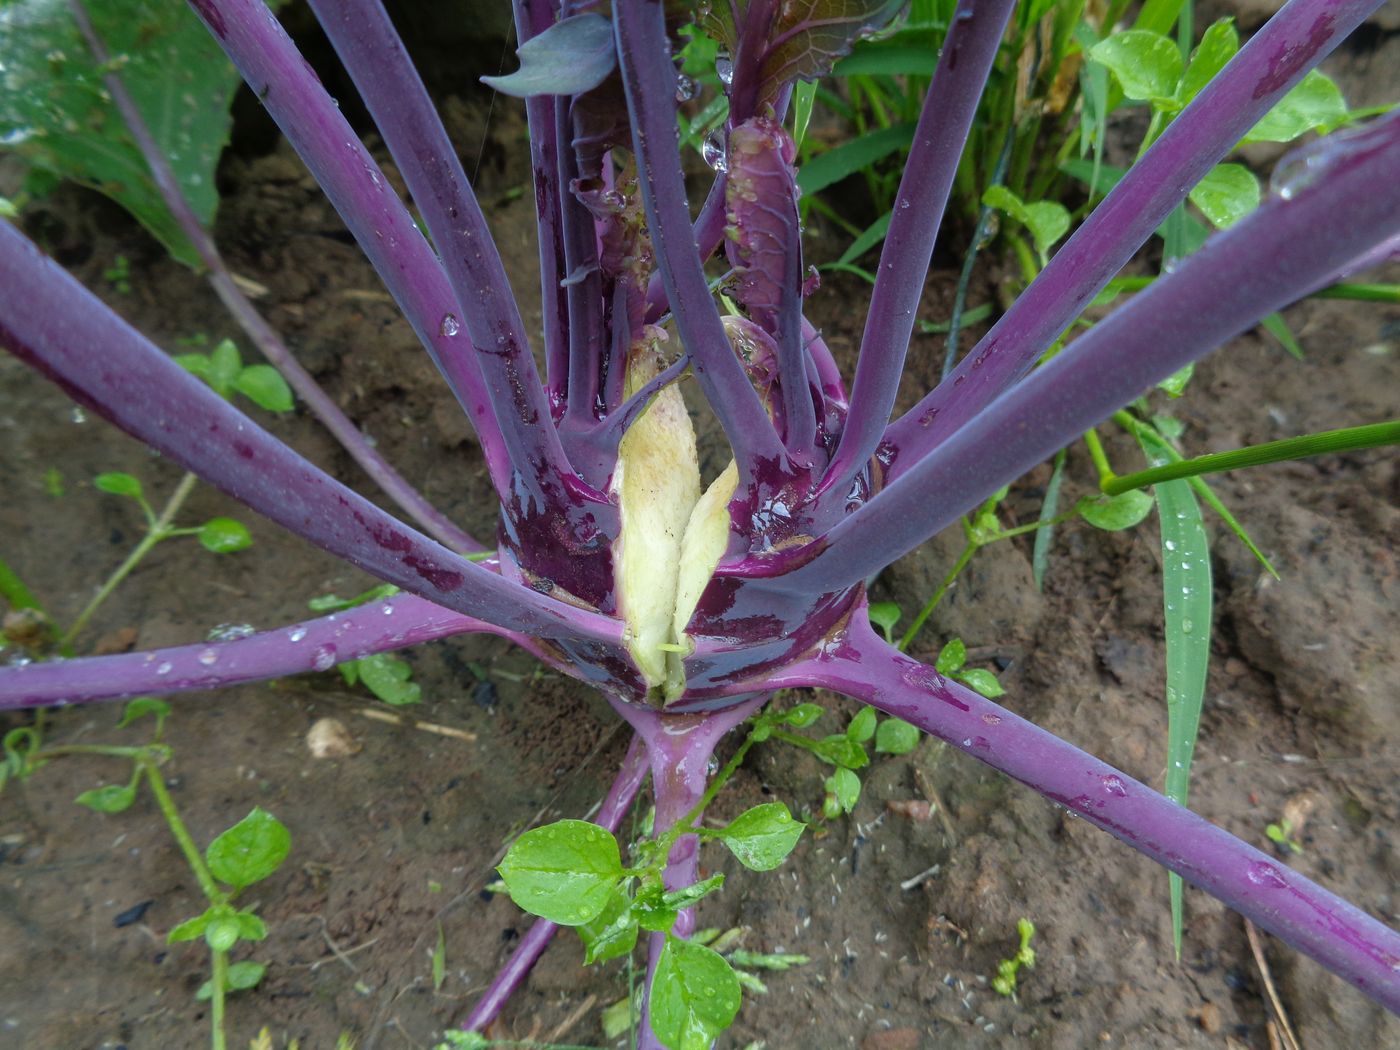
792, 80, 817, 151
831, 210, 892, 268
0, 554, 44, 612
1032, 449, 1068, 590
797, 122, 916, 195
1139, 430, 1212, 958
1260, 312, 1305, 360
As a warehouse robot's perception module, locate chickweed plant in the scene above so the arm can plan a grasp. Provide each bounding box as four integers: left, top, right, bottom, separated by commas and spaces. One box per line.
2, 0, 1399, 1047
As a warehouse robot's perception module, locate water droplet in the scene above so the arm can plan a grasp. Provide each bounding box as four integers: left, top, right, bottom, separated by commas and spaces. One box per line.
898, 197, 911, 210
155, 661, 173, 676
381, 603, 394, 616
701, 130, 728, 172
70, 406, 87, 424
208, 623, 255, 642
1181, 618, 1194, 634
675, 73, 696, 102
197, 648, 219, 667
440, 314, 460, 337
1245, 861, 1287, 888
288, 626, 308, 642
1100, 774, 1127, 797
961, 738, 973, 748
981, 713, 1002, 726
715, 50, 733, 87
312, 644, 337, 672
1164, 540, 1176, 551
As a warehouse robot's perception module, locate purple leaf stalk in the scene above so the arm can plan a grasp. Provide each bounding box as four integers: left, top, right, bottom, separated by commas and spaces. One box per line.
2, 0, 1399, 1039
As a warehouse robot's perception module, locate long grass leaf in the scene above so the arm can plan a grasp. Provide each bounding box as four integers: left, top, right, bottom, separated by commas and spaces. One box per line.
1140, 429, 1212, 958
1260, 311, 1306, 359
796, 122, 915, 195
1032, 448, 1067, 590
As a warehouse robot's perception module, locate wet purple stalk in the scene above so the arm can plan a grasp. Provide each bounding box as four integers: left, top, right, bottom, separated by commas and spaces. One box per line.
463, 735, 651, 1033
790, 612, 1400, 1011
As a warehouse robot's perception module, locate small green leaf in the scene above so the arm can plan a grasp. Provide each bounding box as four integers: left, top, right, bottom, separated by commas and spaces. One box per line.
826, 767, 861, 815
1089, 30, 1183, 103
497, 819, 623, 926
207, 339, 242, 396
811, 734, 868, 770
167, 910, 214, 943
196, 960, 266, 1000
174, 353, 211, 379
1080, 490, 1155, 531
866, 601, 901, 643
1177, 19, 1238, 105
205, 917, 241, 952
1156, 363, 1195, 398
578, 885, 639, 965
981, 186, 1070, 258
935, 637, 967, 674
956, 668, 1006, 699
1245, 70, 1346, 144
75, 782, 136, 813
845, 706, 877, 743
354, 652, 422, 706
874, 717, 920, 755
233, 910, 268, 942
650, 935, 742, 1050
307, 583, 400, 612
715, 802, 805, 871
196, 517, 253, 554
433, 923, 446, 990
206, 807, 291, 889
782, 703, 823, 728
1189, 163, 1259, 229
233, 365, 294, 413
93, 472, 143, 499
118, 696, 171, 732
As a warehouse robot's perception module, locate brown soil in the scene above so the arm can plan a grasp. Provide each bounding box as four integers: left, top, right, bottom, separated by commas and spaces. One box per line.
1, 17, 1398, 1050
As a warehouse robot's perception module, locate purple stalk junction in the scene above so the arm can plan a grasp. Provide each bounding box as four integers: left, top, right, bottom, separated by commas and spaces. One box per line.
1, 0, 1397, 1039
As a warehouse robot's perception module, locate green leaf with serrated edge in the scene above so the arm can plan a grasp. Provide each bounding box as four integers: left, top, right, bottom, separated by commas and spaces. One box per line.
1089, 30, 1182, 103
118, 696, 171, 731
1244, 70, 1346, 144
826, 767, 860, 814
1189, 164, 1259, 229
196, 960, 266, 1000
481, 13, 616, 99
715, 803, 805, 871
782, 703, 823, 728
497, 819, 623, 926
957, 668, 1005, 699
355, 652, 421, 705
233, 365, 294, 413
208, 339, 242, 395
198, 517, 253, 554
75, 782, 136, 813
93, 472, 143, 499
649, 935, 742, 1050
1157, 363, 1195, 398
875, 717, 920, 755
578, 885, 639, 965
1177, 19, 1238, 105
206, 807, 290, 889
935, 637, 966, 674
1139, 429, 1212, 956
1080, 490, 1155, 531
0, 0, 262, 266
846, 706, 876, 743
167, 910, 214, 943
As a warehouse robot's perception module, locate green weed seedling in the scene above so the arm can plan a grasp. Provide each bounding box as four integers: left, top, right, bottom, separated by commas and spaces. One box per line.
307, 585, 424, 706
103, 253, 132, 294
1, 698, 291, 1050
1266, 819, 1304, 855
990, 917, 1037, 999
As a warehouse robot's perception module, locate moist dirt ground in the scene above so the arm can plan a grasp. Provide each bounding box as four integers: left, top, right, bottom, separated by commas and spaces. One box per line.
2, 10, 1398, 1050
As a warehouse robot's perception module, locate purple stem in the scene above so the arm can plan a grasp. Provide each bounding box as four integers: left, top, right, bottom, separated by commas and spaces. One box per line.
793, 613, 1400, 1012
609, 694, 769, 1050
556, 100, 607, 432
822, 0, 1015, 497
766, 110, 1400, 594
643, 174, 729, 324
883, 0, 1387, 481
69, 0, 480, 555
0, 221, 621, 645
462, 733, 650, 1032
510, 0, 571, 411
184, 0, 515, 493
303, 0, 579, 502
584, 352, 692, 462
614, 0, 787, 479
0, 593, 511, 709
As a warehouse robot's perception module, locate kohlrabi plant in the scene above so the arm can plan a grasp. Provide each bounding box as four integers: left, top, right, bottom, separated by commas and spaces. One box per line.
2, 0, 1399, 1047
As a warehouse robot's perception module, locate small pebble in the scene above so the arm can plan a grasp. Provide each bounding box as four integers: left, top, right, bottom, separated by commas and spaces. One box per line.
1197, 1000, 1222, 1034
306, 717, 360, 758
